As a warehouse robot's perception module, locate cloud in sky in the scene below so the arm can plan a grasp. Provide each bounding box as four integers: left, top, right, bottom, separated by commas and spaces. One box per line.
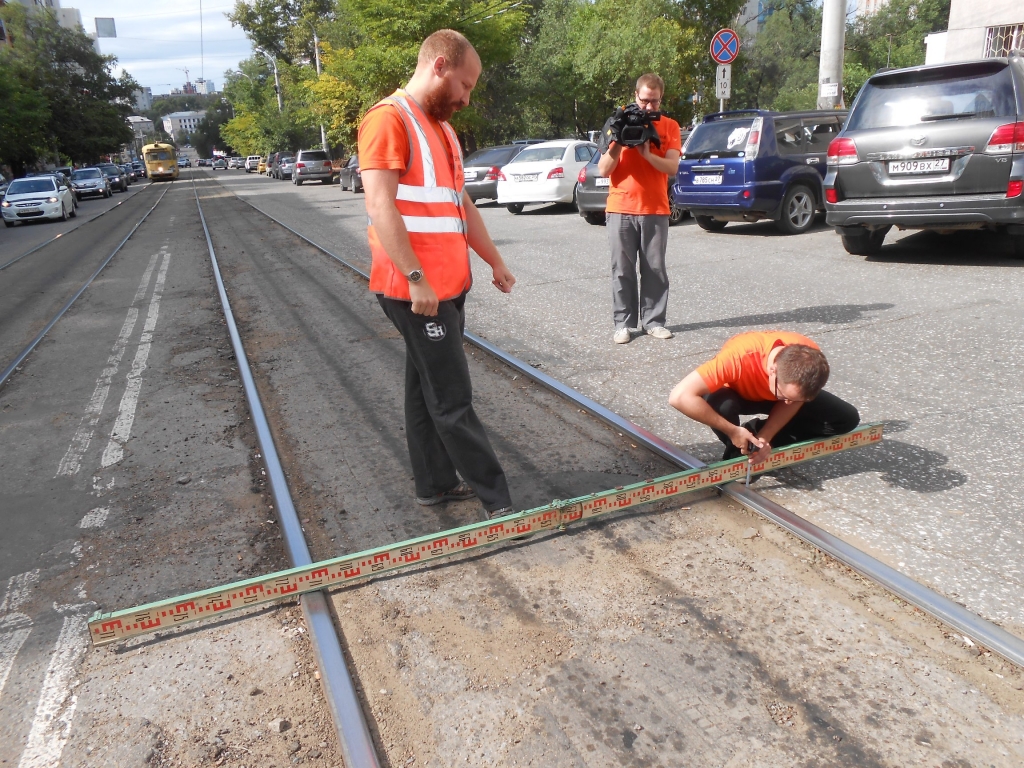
71, 0, 253, 94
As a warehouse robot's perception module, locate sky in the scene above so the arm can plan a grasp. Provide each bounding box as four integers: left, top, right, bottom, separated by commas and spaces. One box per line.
70, 0, 254, 95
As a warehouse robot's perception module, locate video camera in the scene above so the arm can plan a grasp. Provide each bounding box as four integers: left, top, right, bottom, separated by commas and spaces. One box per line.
600, 103, 662, 153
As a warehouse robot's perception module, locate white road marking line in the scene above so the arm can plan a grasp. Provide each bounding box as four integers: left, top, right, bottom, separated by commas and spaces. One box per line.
56, 253, 162, 477
0, 572, 38, 708
77, 508, 109, 529
0, 570, 40, 614
16, 612, 89, 768
100, 251, 171, 468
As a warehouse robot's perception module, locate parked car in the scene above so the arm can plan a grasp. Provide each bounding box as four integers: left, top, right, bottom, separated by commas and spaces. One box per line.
97, 163, 129, 192
673, 109, 846, 235
826, 55, 1024, 257
270, 152, 294, 179
258, 157, 268, 174
338, 156, 362, 192
212, 157, 228, 170
53, 166, 73, 180
70, 168, 112, 200
229, 156, 244, 169
292, 149, 333, 185
576, 135, 690, 226
245, 155, 261, 172
497, 140, 598, 213
463, 145, 527, 202
0, 176, 9, 198
277, 155, 295, 180
2, 174, 76, 226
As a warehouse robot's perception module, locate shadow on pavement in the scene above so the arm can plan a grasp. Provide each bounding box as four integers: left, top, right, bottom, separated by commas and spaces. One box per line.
866, 230, 1024, 267
666, 302, 894, 334
704, 216, 832, 237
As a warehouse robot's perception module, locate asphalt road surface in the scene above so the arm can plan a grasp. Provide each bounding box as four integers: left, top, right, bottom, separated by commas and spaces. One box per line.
1, 168, 1022, 767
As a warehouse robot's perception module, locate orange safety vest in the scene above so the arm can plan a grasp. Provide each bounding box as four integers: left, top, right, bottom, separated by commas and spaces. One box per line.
365, 90, 471, 301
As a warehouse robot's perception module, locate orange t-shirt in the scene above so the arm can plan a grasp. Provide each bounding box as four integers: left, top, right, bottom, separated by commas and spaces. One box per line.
697, 331, 820, 402
357, 102, 455, 176
606, 113, 682, 216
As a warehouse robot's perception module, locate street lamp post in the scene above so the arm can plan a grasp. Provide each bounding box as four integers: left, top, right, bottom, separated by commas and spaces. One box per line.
256, 49, 283, 113
307, 25, 329, 154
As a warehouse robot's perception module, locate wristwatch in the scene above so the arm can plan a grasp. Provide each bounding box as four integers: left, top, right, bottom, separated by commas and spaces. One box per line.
406, 269, 424, 283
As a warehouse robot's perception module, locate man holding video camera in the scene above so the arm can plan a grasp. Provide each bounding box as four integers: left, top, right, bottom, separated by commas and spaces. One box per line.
598, 73, 682, 344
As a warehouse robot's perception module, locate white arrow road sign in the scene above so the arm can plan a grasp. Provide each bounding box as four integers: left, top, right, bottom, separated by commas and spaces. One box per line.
716, 64, 732, 100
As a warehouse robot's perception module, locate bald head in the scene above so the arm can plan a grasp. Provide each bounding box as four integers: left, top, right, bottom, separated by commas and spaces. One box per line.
418, 29, 478, 70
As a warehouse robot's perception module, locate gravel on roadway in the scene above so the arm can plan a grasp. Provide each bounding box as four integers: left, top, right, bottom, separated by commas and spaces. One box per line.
193, 171, 1024, 767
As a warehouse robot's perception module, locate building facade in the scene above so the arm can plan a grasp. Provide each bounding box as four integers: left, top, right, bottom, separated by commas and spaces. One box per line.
133, 87, 153, 112
926, 0, 1023, 63
194, 78, 216, 95
126, 115, 155, 137
162, 111, 206, 137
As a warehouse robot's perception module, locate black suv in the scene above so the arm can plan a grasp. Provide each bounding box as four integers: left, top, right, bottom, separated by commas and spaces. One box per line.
825, 56, 1024, 257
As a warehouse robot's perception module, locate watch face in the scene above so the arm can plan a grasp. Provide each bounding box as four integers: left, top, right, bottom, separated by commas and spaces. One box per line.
408, 269, 423, 282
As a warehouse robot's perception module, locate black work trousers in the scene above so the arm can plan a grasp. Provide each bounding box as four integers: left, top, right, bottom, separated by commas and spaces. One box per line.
377, 293, 512, 512
705, 388, 860, 450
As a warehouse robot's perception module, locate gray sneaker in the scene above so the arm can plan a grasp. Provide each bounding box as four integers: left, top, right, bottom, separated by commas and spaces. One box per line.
415, 481, 476, 506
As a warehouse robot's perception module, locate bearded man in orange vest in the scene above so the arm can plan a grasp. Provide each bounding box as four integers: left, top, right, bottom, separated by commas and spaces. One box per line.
359, 30, 518, 521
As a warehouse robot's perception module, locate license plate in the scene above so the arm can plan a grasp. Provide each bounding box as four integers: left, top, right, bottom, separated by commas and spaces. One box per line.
465, 171, 478, 181
888, 159, 949, 175
595, 178, 610, 187
513, 173, 538, 182
693, 174, 723, 185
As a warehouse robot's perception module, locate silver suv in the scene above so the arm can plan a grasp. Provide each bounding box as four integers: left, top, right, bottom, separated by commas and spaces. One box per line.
292, 149, 333, 185
825, 56, 1024, 257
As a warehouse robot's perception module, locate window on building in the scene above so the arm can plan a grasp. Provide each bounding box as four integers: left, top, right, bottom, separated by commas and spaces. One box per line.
985, 24, 1024, 58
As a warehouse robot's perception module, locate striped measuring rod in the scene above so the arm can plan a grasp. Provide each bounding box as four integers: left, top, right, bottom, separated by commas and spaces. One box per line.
88, 423, 883, 646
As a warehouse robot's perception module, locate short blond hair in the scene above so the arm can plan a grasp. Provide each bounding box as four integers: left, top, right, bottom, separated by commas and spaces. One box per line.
635, 73, 665, 95
419, 29, 476, 69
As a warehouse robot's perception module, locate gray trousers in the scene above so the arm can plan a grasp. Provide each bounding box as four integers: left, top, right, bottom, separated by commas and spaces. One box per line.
607, 213, 670, 330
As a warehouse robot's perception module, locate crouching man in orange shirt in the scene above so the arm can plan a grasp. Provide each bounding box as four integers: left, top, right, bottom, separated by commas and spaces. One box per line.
668, 331, 859, 464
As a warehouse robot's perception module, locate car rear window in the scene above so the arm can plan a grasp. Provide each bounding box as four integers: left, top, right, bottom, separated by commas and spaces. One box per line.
299, 151, 329, 161
465, 147, 518, 166
8, 178, 57, 194
683, 120, 755, 158
509, 146, 568, 163
847, 64, 1016, 130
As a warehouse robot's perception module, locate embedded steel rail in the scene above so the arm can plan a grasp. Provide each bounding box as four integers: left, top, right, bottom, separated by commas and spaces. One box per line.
201, 172, 1024, 669
190, 177, 380, 768
0, 182, 153, 272
0, 182, 172, 390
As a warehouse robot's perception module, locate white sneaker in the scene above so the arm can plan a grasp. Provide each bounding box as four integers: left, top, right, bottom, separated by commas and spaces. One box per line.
613, 328, 631, 344
647, 326, 673, 339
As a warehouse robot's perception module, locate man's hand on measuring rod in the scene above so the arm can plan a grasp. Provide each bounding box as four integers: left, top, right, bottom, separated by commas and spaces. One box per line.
409, 279, 439, 316
491, 262, 516, 293
731, 425, 768, 463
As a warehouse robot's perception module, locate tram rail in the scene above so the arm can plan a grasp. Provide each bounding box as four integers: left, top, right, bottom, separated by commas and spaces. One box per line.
196, 169, 1024, 670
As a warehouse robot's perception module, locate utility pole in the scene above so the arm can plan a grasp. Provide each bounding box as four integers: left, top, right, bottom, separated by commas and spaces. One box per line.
817, 0, 846, 110
257, 50, 283, 113
308, 26, 329, 154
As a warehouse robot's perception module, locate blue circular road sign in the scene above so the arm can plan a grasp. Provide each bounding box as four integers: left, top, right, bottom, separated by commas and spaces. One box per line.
711, 29, 740, 65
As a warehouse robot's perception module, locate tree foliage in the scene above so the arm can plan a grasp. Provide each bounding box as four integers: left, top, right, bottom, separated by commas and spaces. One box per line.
732, 0, 950, 112
0, 4, 137, 175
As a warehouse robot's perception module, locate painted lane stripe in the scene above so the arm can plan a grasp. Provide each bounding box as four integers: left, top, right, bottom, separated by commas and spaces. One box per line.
56, 253, 161, 477
77, 508, 109, 529
0, 572, 39, 703
16, 612, 89, 768
100, 251, 171, 468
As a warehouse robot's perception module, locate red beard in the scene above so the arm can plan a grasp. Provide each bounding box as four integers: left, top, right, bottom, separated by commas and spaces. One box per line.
423, 86, 461, 122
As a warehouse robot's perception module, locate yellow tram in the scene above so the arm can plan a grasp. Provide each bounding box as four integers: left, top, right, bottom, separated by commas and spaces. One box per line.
142, 142, 179, 181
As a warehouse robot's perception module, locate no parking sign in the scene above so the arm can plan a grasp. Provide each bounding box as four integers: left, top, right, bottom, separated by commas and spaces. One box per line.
710, 29, 740, 65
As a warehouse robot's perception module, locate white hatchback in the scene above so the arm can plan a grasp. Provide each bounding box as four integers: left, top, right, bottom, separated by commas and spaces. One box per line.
497, 140, 598, 214
2, 175, 76, 227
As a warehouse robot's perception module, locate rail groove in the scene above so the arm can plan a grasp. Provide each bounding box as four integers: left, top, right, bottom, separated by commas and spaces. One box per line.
202, 171, 1024, 669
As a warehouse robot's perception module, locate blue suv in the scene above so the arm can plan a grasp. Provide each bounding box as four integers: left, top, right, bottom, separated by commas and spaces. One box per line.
673, 109, 847, 234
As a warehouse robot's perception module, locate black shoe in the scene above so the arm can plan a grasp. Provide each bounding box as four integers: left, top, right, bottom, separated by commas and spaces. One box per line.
415, 481, 476, 506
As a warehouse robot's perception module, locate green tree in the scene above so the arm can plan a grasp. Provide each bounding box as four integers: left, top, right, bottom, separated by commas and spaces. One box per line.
0, 13, 51, 176
0, 4, 137, 169
193, 100, 236, 157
